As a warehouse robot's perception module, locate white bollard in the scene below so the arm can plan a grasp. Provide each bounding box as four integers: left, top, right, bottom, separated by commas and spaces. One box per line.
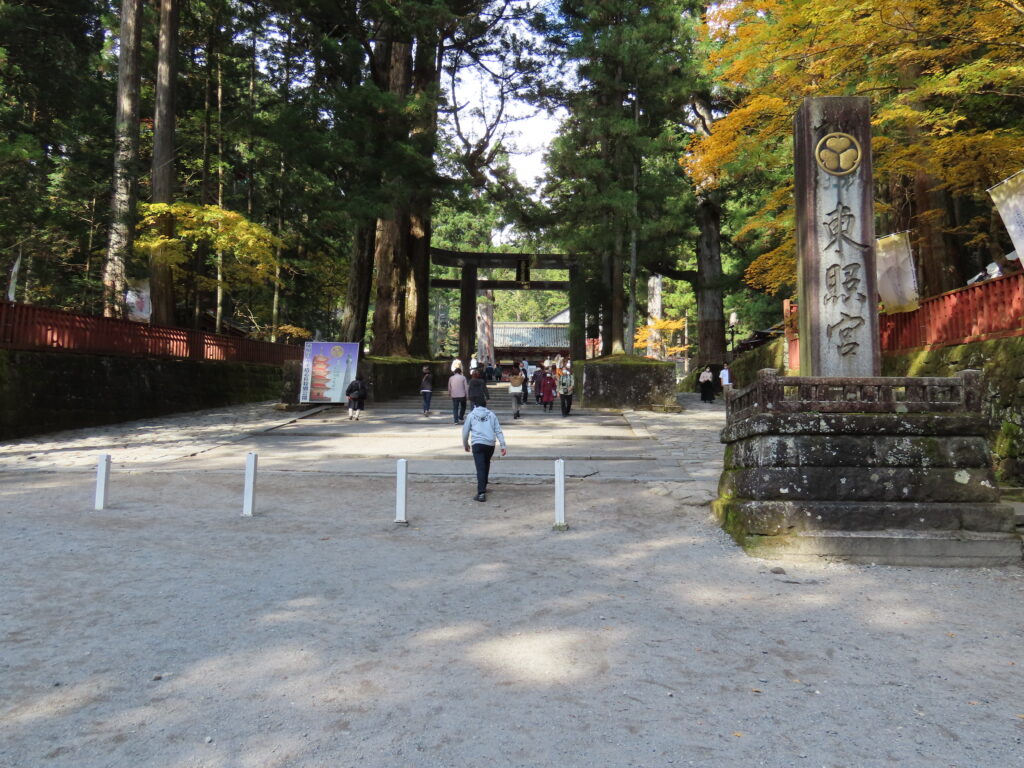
94, 454, 111, 511
553, 458, 568, 531
242, 452, 258, 517
395, 459, 409, 526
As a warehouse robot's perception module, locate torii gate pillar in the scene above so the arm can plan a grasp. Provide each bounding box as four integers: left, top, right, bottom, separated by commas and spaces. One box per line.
458, 264, 477, 366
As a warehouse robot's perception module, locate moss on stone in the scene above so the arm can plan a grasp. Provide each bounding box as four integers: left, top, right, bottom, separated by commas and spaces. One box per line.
585, 354, 672, 367
994, 421, 1021, 459
581, 356, 676, 408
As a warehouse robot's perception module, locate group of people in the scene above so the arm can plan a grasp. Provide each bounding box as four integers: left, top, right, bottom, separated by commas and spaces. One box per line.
440, 357, 575, 423
439, 355, 575, 501
697, 362, 731, 403
509, 359, 575, 418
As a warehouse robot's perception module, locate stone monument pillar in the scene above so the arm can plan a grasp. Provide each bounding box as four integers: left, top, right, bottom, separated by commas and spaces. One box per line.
795, 97, 880, 377
711, 97, 1021, 567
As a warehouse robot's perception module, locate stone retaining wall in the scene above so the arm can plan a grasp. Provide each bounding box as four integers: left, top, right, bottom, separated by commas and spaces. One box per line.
582, 356, 676, 409
0, 349, 283, 439
726, 335, 1024, 484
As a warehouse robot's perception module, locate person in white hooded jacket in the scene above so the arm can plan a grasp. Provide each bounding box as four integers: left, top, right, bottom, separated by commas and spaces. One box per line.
462, 398, 507, 502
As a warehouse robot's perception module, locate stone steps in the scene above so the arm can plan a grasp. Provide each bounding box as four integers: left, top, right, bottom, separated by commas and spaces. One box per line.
739, 529, 1023, 567
378, 385, 545, 411
1008, 501, 1024, 531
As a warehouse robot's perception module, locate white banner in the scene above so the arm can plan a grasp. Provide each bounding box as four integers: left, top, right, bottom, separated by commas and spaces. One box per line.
875, 231, 919, 313
989, 168, 1024, 257
125, 279, 152, 322
7, 253, 20, 301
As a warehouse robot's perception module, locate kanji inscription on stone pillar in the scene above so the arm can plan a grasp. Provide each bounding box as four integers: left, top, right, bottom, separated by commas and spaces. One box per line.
795, 97, 880, 376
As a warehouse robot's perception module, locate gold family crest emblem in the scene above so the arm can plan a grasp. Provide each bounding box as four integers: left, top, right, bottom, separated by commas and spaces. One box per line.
815, 132, 862, 176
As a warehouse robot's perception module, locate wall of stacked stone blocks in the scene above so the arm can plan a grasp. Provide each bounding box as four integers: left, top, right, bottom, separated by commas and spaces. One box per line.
722, 337, 1024, 485
0, 349, 283, 440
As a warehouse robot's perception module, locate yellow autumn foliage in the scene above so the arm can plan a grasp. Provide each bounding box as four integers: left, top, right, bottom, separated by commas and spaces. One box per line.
634, 317, 691, 358
688, 0, 1024, 294
136, 202, 282, 293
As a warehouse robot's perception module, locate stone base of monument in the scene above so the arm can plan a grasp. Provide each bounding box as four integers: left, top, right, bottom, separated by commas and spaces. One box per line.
714, 369, 1022, 566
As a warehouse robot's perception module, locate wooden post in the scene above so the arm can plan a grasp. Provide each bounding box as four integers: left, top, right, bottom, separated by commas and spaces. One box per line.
242, 451, 257, 517
553, 459, 568, 531
395, 459, 409, 525
95, 454, 111, 511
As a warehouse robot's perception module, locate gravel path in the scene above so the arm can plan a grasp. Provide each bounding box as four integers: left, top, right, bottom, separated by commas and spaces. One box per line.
1, 399, 1022, 767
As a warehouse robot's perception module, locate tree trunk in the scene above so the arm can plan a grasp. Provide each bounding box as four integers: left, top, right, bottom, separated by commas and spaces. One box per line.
102, 0, 143, 319
149, 0, 179, 327
626, 170, 639, 354
600, 249, 612, 355
609, 223, 626, 355
193, 31, 215, 329
913, 172, 963, 296
646, 273, 662, 358
215, 56, 224, 332
371, 217, 411, 356
370, 37, 413, 356
406, 211, 432, 356
695, 193, 726, 366
404, 34, 441, 358
339, 221, 375, 344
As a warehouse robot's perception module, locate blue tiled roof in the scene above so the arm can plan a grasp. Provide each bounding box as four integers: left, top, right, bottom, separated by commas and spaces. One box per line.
493, 323, 569, 348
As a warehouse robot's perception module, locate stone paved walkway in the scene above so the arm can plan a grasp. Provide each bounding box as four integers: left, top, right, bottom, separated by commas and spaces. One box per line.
0, 394, 729, 504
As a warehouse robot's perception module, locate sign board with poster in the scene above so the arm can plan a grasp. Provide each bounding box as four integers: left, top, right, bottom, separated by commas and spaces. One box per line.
299, 341, 360, 404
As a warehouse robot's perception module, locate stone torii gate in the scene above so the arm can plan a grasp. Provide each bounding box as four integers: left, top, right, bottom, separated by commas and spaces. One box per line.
429, 248, 586, 365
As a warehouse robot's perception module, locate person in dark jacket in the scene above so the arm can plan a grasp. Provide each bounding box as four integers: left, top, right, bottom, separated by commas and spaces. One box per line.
346, 373, 368, 420
467, 369, 489, 410
420, 366, 433, 416
531, 366, 546, 404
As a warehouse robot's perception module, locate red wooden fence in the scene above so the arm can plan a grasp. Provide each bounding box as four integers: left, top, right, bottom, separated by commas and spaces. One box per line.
784, 272, 1024, 360
0, 301, 302, 366
879, 271, 1024, 351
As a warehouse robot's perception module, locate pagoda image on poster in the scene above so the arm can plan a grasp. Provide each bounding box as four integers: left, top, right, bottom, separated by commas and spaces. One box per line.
299, 341, 359, 404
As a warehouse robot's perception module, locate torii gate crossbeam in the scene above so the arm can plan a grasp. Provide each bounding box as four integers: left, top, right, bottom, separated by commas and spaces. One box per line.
429, 248, 585, 365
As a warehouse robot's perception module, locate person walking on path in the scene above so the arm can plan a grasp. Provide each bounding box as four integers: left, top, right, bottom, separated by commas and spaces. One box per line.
467, 369, 489, 410
448, 367, 468, 423
346, 373, 368, 420
451, 356, 462, 373
719, 363, 732, 390
420, 366, 434, 416
509, 369, 525, 419
558, 366, 575, 417
698, 366, 715, 403
540, 369, 557, 412
532, 366, 546, 404
462, 398, 507, 502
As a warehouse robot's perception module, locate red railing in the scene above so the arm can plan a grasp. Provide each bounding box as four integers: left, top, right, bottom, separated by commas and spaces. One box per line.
879, 271, 1024, 351
0, 301, 302, 366
784, 272, 1024, 360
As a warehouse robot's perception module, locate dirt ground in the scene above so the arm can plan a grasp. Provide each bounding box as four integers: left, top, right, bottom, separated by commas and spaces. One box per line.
1, 403, 1023, 767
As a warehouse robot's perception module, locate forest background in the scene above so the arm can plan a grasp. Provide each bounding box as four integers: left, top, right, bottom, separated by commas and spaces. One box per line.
3, 0, 1023, 365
